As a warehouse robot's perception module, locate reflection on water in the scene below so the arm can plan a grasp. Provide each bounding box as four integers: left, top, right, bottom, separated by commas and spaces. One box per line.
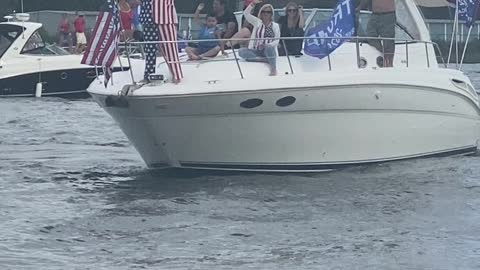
0, 66, 480, 269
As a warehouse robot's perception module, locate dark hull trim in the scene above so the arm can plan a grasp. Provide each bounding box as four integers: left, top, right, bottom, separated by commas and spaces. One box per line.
0, 67, 128, 98
150, 146, 478, 172
1, 89, 90, 98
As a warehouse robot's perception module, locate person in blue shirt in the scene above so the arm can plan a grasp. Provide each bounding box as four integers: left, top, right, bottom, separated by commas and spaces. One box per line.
185, 3, 222, 60
130, 0, 143, 41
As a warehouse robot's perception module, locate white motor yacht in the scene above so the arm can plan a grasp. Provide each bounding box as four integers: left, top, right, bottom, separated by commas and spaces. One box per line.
88, 0, 480, 172
0, 16, 129, 98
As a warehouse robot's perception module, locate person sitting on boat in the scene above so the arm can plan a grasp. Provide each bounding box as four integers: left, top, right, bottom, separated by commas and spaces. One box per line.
239, 0, 280, 76
212, 0, 238, 39
277, 1, 305, 56
227, 3, 260, 50
185, 3, 222, 60
357, 0, 396, 67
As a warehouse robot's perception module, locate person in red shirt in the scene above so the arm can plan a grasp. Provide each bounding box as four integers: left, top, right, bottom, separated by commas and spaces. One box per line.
74, 13, 87, 54
119, 0, 133, 41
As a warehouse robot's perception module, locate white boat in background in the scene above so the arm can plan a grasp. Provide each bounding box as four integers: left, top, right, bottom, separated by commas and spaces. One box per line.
88, 0, 480, 172
0, 15, 129, 98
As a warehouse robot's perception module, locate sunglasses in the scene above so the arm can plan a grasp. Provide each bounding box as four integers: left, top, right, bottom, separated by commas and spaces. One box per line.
261, 10, 273, 14
287, 9, 298, 13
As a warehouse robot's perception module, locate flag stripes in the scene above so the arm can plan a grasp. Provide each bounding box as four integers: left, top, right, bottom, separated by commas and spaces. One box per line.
81, 0, 121, 85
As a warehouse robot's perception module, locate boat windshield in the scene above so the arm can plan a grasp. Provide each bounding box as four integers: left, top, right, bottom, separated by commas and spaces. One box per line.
21, 30, 70, 56
21, 30, 46, 54
0, 24, 22, 59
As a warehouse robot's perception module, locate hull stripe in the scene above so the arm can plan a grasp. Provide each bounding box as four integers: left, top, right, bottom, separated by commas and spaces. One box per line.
149, 146, 478, 172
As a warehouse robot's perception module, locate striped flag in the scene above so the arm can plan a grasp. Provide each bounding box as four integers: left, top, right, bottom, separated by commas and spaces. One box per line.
81, 0, 121, 85
152, 0, 178, 25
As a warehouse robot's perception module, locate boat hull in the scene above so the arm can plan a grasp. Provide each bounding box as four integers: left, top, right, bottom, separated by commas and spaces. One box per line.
91, 83, 480, 172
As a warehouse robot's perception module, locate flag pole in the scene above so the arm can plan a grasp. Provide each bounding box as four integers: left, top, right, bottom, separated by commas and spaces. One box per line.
21, 0, 25, 39
455, 1, 459, 68
459, 25, 473, 70
447, 4, 458, 65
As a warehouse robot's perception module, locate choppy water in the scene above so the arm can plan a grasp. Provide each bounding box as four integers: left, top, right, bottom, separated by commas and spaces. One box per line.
1, 66, 480, 270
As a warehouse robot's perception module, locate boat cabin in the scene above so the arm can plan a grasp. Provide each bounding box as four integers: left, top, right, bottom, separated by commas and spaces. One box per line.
0, 21, 70, 61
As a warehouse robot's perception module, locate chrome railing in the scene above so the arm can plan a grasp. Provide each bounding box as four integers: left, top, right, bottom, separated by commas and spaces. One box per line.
120, 36, 446, 82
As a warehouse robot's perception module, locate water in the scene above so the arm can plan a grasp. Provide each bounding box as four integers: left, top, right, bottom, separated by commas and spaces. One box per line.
1, 67, 480, 270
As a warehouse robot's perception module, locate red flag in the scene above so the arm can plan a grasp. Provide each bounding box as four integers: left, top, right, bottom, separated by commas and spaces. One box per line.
81, 0, 121, 85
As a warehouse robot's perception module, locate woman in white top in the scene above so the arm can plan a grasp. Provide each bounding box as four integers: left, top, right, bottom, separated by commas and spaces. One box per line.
239, 0, 280, 76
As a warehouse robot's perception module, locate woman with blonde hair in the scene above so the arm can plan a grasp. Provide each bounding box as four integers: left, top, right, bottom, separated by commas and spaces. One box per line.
239, 0, 280, 76
277, 1, 305, 56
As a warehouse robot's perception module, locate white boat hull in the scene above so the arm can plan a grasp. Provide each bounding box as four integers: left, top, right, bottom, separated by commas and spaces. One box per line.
91, 79, 480, 172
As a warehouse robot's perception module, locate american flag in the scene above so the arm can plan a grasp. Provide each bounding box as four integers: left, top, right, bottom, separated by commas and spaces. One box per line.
81, 0, 121, 85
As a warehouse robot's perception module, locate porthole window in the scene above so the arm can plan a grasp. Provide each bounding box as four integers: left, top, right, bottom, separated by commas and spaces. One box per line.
276, 96, 296, 107
240, 98, 263, 109
359, 57, 367, 68
451, 78, 465, 84
376, 56, 384, 68
60, 72, 68, 80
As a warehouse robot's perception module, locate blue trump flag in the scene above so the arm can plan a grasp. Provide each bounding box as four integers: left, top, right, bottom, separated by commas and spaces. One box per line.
458, 0, 480, 28
304, 0, 355, 59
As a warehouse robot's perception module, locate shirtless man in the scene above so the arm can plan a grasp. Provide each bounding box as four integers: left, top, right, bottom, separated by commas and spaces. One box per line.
357, 0, 396, 67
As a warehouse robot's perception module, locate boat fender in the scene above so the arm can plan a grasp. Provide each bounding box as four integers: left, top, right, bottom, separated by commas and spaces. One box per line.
120, 84, 141, 96
105, 96, 129, 108
35, 82, 43, 98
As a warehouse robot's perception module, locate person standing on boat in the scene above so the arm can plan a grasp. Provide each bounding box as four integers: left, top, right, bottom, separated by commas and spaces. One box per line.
239, 0, 280, 76
58, 14, 71, 48
131, 0, 143, 40
74, 13, 87, 54
119, 0, 134, 41
140, 0, 183, 83
357, 0, 396, 67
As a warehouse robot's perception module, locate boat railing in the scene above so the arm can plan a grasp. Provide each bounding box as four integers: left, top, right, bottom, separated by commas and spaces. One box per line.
120, 36, 446, 81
